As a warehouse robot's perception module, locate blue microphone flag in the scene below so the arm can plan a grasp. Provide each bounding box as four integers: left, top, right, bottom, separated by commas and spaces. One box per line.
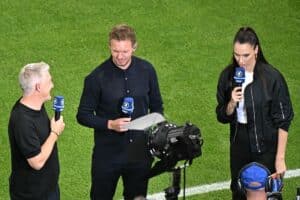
53, 96, 64, 121
122, 97, 134, 116
234, 67, 245, 85
53, 96, 64, 111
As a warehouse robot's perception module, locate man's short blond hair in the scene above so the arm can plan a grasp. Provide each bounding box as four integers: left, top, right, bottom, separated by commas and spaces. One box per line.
19, 62, 50, 96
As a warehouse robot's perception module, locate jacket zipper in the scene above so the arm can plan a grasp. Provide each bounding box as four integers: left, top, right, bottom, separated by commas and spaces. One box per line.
232, 121, 238, 144
250, 86, 261, 153
280, 102, 285, 119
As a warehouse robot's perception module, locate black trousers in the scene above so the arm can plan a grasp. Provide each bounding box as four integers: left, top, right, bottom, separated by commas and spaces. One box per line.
230, 123, 276, 200
90, 134, 153, 200
10, 184, 60, 200
90, 159, 152, 200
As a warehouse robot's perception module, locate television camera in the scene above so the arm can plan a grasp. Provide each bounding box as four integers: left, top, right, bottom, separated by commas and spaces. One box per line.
126, 113, 203, 200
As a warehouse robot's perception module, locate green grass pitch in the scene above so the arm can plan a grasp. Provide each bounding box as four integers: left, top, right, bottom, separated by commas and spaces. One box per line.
0, 0, 299, 199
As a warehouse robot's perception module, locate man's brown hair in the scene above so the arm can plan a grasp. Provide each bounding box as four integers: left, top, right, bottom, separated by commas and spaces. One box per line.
109, 24, 137, 49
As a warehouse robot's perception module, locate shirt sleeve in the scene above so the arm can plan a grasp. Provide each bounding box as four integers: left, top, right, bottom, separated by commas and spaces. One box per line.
270, 72, 294, 132
148, 65, 164, 114
76, 75, 109, 130
216, 70, 235, 123
13, 116, 41, 159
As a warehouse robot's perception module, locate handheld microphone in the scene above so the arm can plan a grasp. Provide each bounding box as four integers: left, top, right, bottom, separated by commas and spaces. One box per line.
53, 96, 64, 121
121, 97, 134, 117
233, 67, 245, 108
271, 178, 282, 192
267, 177, 283, 199
234, 67, 245, 88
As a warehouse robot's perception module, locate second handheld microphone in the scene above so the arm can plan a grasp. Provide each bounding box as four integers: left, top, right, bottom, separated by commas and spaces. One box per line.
234, 67, 245, 88
53, 96, 64, 121
233, 67, 245, 108
121, 97, 134, 117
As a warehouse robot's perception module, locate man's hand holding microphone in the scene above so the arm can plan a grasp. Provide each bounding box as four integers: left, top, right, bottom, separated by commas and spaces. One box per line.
107, 97, 134, 133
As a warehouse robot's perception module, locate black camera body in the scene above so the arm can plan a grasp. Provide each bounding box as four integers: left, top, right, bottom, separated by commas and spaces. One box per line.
147, 121, 203, 177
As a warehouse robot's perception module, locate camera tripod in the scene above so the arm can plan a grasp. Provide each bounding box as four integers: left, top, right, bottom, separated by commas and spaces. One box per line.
164, 162, 189, 200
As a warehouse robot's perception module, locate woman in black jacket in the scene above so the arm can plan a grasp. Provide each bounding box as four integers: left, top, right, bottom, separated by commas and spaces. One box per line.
216, 27, 294, 200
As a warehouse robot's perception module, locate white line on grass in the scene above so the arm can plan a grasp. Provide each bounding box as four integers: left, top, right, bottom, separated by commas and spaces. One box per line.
146, 168, 300, 199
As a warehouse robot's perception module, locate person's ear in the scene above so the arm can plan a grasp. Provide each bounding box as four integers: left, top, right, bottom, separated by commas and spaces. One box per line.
35, 83, 41, 92
254, 45, 259, 54
133, 42, 138, 51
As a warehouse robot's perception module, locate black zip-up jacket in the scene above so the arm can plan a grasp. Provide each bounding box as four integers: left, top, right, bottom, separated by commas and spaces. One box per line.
216, 61, 293, 153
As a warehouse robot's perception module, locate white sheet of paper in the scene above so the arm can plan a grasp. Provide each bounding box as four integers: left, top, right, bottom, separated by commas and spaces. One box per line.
125, 112, 166, 130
